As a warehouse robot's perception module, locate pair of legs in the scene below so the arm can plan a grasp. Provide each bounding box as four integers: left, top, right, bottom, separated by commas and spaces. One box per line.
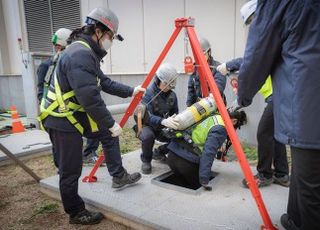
48, 128, 128, 216
257, 101, 289, 180
167, 151, 201, 189
139, 126, 169, 163
283, 147, 320, 229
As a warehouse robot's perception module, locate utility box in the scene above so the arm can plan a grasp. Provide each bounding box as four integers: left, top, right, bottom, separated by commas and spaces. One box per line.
21, 52, 52, 127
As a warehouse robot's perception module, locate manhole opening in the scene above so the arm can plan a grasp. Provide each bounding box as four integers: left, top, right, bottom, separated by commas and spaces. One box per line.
152, 171, 218, 194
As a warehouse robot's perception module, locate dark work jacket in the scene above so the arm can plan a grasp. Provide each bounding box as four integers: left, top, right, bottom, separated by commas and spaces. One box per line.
237, 0, 320, 149
142, 82, 178, 130
37, 58, 52, 102
186, 58, 226, 107
168, 125, 227, 184
43, 34, 133, 133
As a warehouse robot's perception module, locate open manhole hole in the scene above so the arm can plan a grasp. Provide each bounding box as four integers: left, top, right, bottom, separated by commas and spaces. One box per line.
151, 171, 218, 195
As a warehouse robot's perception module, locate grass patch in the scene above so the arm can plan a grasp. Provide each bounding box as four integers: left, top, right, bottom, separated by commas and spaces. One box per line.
241, 143, 258, 162
19, 201, 59, 224
120, 127, 140, 154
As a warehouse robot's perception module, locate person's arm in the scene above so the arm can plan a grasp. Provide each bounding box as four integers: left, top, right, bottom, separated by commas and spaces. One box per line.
170, 93, 179, 115
37, 60, 50, 102
142, 88, 164, 126
212, 70, 226, 95
186, 74, 197, 107
98, 69, 134, 98
226, 58, 243, 72
237, 0, 287, 107
199, 126, 227, 185
65, 52, 115, 129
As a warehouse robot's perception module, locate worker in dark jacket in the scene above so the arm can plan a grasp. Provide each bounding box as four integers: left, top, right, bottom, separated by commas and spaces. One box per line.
166, 110, 247, 190
139, 63, 179, 174
186, 37, 226, 107
40, 8, 145, 225
37, 28, 72, 102
235, 1, 320, 229
216, 0, 289, 188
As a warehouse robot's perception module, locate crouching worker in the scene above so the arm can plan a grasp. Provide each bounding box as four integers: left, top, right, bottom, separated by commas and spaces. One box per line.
165, 101, 247, 190
134, 63, 179, 174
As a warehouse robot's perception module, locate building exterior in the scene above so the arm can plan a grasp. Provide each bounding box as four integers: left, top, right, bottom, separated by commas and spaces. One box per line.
0, 0, 264, 144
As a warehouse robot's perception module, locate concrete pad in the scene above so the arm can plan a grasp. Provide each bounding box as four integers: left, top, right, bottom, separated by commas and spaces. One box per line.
0, 129, 52, 165
40, 150, 288, 230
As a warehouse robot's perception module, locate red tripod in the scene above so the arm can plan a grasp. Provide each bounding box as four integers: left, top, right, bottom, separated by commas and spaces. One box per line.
82, 17, 277, 230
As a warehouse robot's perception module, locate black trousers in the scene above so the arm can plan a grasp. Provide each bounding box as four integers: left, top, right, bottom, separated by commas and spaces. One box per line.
83, 138, 99, 157
167, 151, 200, 188
139, 126, 169, 163
287, 147, 320, 230
257, 101, 289, 178
48, 128, 125, 216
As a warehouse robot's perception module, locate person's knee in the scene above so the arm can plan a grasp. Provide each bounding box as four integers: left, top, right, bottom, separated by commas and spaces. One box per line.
140, 129, 156, 142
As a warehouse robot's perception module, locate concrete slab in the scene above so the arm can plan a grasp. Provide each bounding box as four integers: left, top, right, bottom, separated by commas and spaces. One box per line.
0, 129, 52, 165
40, 150, 288, 230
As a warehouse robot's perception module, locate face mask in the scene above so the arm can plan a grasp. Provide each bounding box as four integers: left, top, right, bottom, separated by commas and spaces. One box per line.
101, 38, 113, 51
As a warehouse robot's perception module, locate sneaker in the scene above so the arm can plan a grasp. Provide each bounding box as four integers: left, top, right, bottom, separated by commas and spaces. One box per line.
69, 209, 104, 225
280, 214, 299, 230
112, 170, 142, 189
83, 152, 105, 167
141, 162, 152, 174
242, 173, 274, 188
273, 175, 290, 187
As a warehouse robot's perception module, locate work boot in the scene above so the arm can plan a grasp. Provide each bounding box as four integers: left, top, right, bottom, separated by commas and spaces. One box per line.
280, 214, 299, 230
152, 148, 167, 162
112, 170, 142, 189
69, 209, 104, 225
141, 162, 152, 174
242, 173, 273, 188
273, 175, 290, 187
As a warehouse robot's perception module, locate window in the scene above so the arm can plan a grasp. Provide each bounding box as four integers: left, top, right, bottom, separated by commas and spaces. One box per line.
24, 0, 80, 52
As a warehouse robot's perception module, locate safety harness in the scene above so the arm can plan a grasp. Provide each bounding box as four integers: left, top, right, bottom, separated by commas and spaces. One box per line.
38, 41, 98, 134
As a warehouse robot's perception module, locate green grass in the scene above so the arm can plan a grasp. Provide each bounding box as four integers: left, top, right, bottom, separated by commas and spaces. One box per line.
119, 127, 141, 154
19, 201, 59, 224
241, 143, 258, 162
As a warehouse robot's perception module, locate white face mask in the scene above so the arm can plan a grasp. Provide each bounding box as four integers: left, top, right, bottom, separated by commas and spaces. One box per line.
101, 38, 113, 51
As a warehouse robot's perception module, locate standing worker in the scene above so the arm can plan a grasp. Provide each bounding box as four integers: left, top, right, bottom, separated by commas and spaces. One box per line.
234, 1, 320, 229
40, 8, 145, 225
216, 0, 289, 188
186, 37, 226, 107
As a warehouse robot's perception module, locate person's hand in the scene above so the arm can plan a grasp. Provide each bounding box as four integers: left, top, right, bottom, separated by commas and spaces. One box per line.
216, 63, 229, 76
133, 85, 146, 96
229, 98, 242, 112
161, 115, 179, 129
109, 122, 122, 137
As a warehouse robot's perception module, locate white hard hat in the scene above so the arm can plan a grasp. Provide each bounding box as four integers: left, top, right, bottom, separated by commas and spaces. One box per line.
240, 0, 257, 25
199, 37, 211, 53
52, 28, 72, 47
156, 63, 178, 88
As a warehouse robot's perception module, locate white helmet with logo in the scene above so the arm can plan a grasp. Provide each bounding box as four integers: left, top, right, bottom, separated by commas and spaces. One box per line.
240, 0, 257, 25
156, 63, 178, 88
52, 28, 72, 47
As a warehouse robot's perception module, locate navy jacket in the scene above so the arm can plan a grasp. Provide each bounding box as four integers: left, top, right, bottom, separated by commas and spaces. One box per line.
142, 82, 178, 129
168, 125, 227, 184
44, 34, 134, 133
237, 0, 320, 149
37, 58, 52, 102
186, 58, 226, 106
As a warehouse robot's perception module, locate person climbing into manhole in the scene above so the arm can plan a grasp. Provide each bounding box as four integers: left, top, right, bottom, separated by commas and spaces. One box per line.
163, 96, 247, 191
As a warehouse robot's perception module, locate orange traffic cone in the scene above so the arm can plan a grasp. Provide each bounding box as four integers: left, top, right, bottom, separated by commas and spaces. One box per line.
10, 105, 25, 133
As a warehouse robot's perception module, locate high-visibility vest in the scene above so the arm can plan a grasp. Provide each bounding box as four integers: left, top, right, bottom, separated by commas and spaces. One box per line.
38, 41, 98, 134
258, 76, 273, 100
191, 114, 225, 153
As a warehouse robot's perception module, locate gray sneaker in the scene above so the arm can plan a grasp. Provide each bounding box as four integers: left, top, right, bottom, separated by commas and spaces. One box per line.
242, 173, 274, 188
273, 175, 290, 187
112, 170, 142, 189
141, 162, 152, 174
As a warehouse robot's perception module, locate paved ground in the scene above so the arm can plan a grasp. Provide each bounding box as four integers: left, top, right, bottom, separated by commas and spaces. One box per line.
40, 150, 289, 230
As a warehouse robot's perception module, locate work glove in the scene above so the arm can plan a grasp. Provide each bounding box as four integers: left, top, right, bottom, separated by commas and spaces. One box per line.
133, 85, 146, 96
161, 115, 179, 130
109, 122, 122, 137
229, 98, 242, 112
216, 63, 229, 76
